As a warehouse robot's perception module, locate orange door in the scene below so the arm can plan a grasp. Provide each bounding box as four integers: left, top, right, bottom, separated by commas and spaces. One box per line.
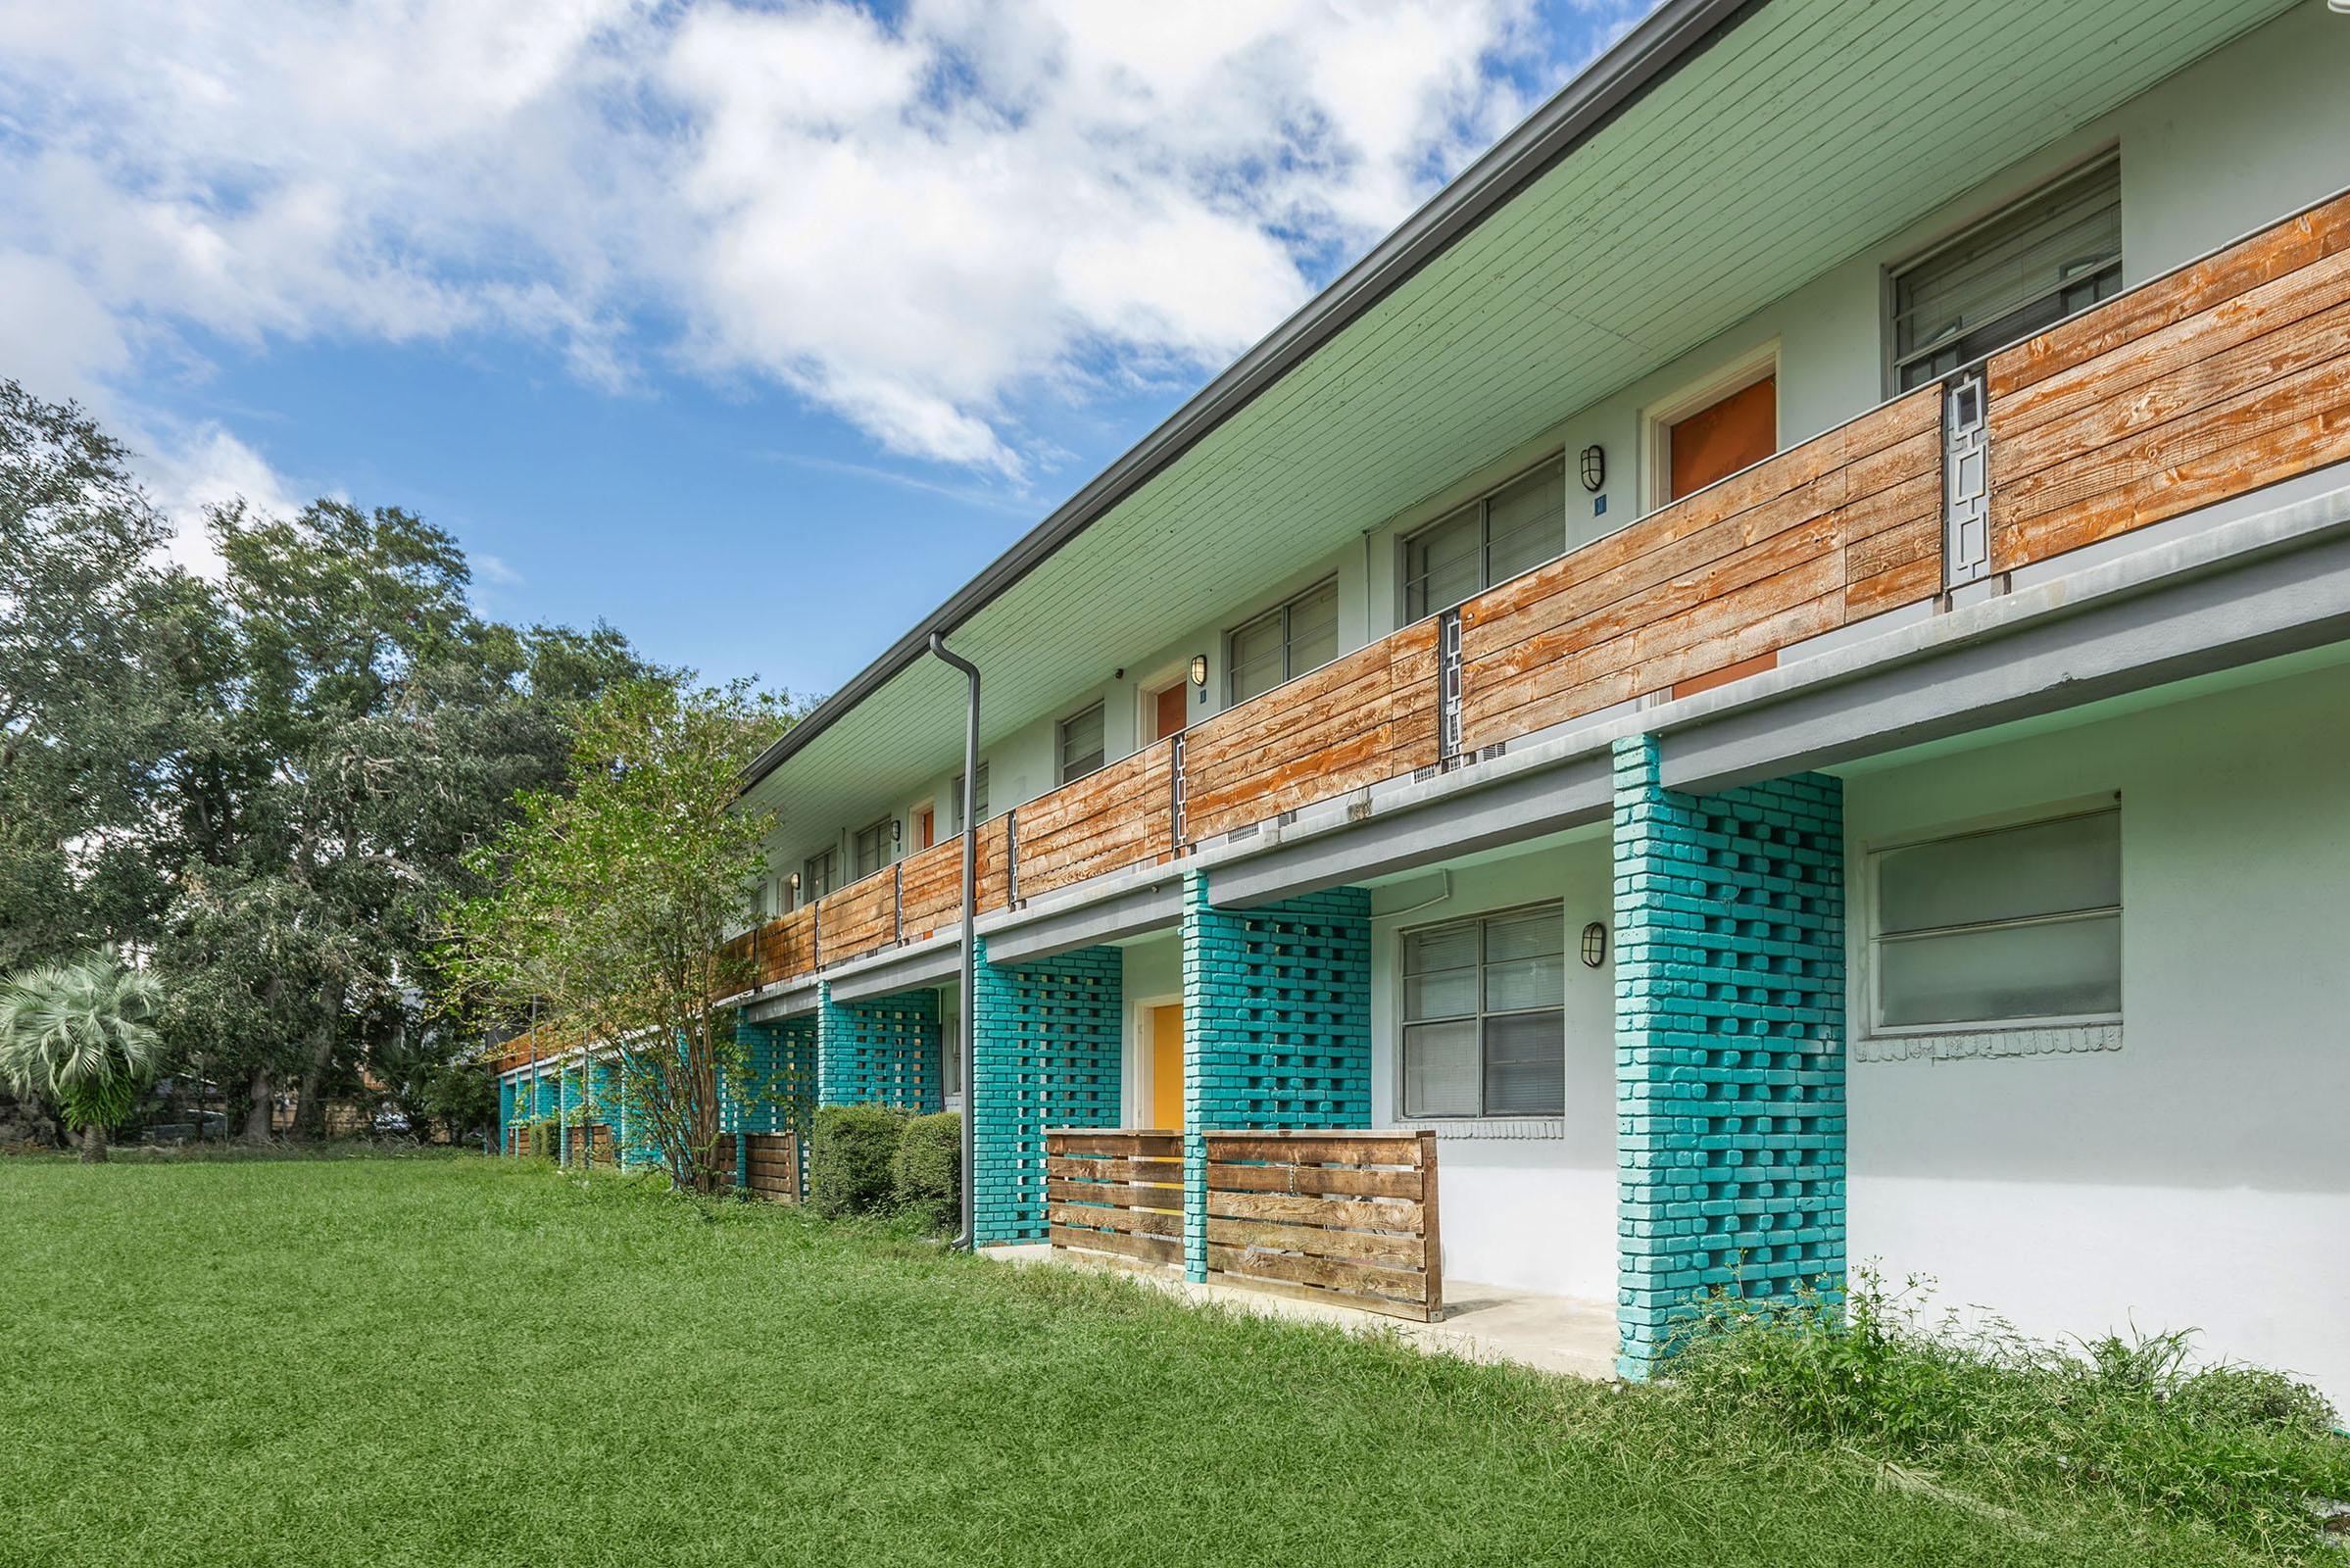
1669, 374, 1776, 501
916, 808, 935, 851
1149, 1004, 1184, 1129
1153, 683, 1187, 741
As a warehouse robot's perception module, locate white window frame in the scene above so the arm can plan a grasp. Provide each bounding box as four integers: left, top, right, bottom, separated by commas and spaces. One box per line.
1884, 153, 2123, 397
1639, 338, 1780, 514
951, 762, 990, 832
1224, 576, 1340, 707
1859, 799, 2124, 1039
1395, 900, 1567, 1120
1398, 456, 1569, 622
801, 848, 836, 906
1057, 701, 1105, 785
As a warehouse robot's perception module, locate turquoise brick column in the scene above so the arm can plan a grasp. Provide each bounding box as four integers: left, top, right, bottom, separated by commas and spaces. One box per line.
1612, 734, 1845, 1380
497, 1077, 516, 1152
733, 1013, 819, 1185
1182, 872, 1372, 1283
815, 985, 943, 1111
970, 937, 1122, 1245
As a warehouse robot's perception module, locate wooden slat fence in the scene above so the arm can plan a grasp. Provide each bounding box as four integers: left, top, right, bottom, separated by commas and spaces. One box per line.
742, 1131, 801, 1200
1988, 187, 2350, 571
1201, 1131, 1441, 1321
1044, 1129, 1185, 1267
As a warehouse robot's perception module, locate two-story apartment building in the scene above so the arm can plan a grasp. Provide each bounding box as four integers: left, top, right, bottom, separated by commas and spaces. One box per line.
504, 0, 2350, 1396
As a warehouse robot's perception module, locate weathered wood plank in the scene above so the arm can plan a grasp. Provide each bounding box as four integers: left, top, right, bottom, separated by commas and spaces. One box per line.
1044, 1155, 1186, 1185
1203, 1133, 1426, 1167
1202, 1161, 1424, 1200
1051, 1202, 1181, 1238
1048, 1178, 1184, 1210
1048, 1131, 1181, 1158
1202, 1243, 1431, 1305
1203, 1189, 1425, 1232
1051, 1225, 1181, 1266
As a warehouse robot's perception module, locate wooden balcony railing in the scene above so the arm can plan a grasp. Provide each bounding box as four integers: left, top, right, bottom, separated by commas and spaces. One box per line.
691, 193, 2350, 1003
1989, 187, 2350, 571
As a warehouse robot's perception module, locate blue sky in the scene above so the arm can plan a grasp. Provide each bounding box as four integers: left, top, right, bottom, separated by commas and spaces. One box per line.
0, 1, 1642, 699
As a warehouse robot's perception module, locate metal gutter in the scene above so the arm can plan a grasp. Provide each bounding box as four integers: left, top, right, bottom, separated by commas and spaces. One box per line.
739, 0, 1763, 793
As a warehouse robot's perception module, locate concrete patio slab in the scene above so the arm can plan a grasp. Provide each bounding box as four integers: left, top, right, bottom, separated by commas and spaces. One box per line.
983, 1243, 1618, 1381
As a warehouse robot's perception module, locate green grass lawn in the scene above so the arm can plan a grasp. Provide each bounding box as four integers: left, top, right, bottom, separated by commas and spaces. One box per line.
0, 1153, 2308, 1567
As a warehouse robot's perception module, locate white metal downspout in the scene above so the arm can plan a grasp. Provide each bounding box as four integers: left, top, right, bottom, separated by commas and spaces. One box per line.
927, 631, 982, 1252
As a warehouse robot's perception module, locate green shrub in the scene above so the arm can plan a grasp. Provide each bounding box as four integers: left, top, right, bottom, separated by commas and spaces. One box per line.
526, 1121, 556, 1160
808, 1102, 908, 1217
1666, 1268, 2350, 1557
892, 1111, 960, 1232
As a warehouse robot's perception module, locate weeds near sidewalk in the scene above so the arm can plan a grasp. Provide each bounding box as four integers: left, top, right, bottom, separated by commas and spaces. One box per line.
1665, 1267, 2350, 1560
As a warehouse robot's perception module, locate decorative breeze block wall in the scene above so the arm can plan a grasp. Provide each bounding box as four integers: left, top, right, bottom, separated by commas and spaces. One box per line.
971, 939, 1123, 1246
815, 984, 943, 1113
1612, 734, 1846, 1380
1181, 872, 1373, 1280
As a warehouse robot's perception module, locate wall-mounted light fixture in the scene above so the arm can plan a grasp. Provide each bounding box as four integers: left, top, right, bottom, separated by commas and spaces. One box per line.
1581, 920, 1608, 967
1189, 654, 1209, 692
1579, 444, 1606, 493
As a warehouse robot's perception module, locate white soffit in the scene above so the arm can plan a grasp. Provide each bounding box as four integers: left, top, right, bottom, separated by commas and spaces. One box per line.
743, 0, 2291, 836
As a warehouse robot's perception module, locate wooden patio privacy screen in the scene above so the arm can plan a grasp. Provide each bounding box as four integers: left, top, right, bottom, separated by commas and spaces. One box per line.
742, 1132, 801, 1200
1201, 1131, 1441, 1322
1044, 1129, 1184, 1267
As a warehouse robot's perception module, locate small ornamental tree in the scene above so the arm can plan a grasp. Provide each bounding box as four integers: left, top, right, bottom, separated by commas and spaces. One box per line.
0, 953, 164, 1162
442, 678, 786, 1193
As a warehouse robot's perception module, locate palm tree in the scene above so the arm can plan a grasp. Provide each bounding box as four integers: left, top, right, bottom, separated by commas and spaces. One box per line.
0, 954, 164, 1163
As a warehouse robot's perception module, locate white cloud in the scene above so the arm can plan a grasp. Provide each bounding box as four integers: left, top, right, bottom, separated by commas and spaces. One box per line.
0, 0, 1561, 481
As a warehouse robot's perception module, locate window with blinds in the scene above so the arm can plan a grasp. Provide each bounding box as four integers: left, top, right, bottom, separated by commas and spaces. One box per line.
1402, 459, 1566, 620
1890, 158, 2122, 392
801, 848, 836, 906
951, 763, 989, 832
1057, 702, 1104, 784
1870, 808, 2122, 1031
853, 818, 895, 879
1227, 579, 1340, 706
1400, 904, 1566, 1118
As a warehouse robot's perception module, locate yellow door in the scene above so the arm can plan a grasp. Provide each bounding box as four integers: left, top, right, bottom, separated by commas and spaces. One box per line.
1150, 1004, 1184, 1130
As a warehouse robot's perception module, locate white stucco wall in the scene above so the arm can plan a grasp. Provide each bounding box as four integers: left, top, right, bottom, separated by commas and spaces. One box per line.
1842, 657, 2350, 1405
1364, 833, 1620, 1301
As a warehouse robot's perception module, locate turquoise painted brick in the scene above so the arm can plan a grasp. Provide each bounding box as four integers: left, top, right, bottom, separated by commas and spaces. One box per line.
1613, 733, 1845, 1381
1181, 871, 1372, 1283
816, 983, 942, 1113
971, 937, 1121, 1246
730, 1013, 818, 1183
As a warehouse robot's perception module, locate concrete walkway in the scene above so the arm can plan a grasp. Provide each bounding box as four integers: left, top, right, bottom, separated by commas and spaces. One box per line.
984, 1243, 1619, 1381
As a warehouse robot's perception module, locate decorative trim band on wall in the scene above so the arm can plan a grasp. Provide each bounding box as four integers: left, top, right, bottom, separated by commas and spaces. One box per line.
1855, 1023, 2122, 1062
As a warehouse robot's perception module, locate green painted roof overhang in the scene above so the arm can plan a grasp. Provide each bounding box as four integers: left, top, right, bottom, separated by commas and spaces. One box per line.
740, 0, 2291, 836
